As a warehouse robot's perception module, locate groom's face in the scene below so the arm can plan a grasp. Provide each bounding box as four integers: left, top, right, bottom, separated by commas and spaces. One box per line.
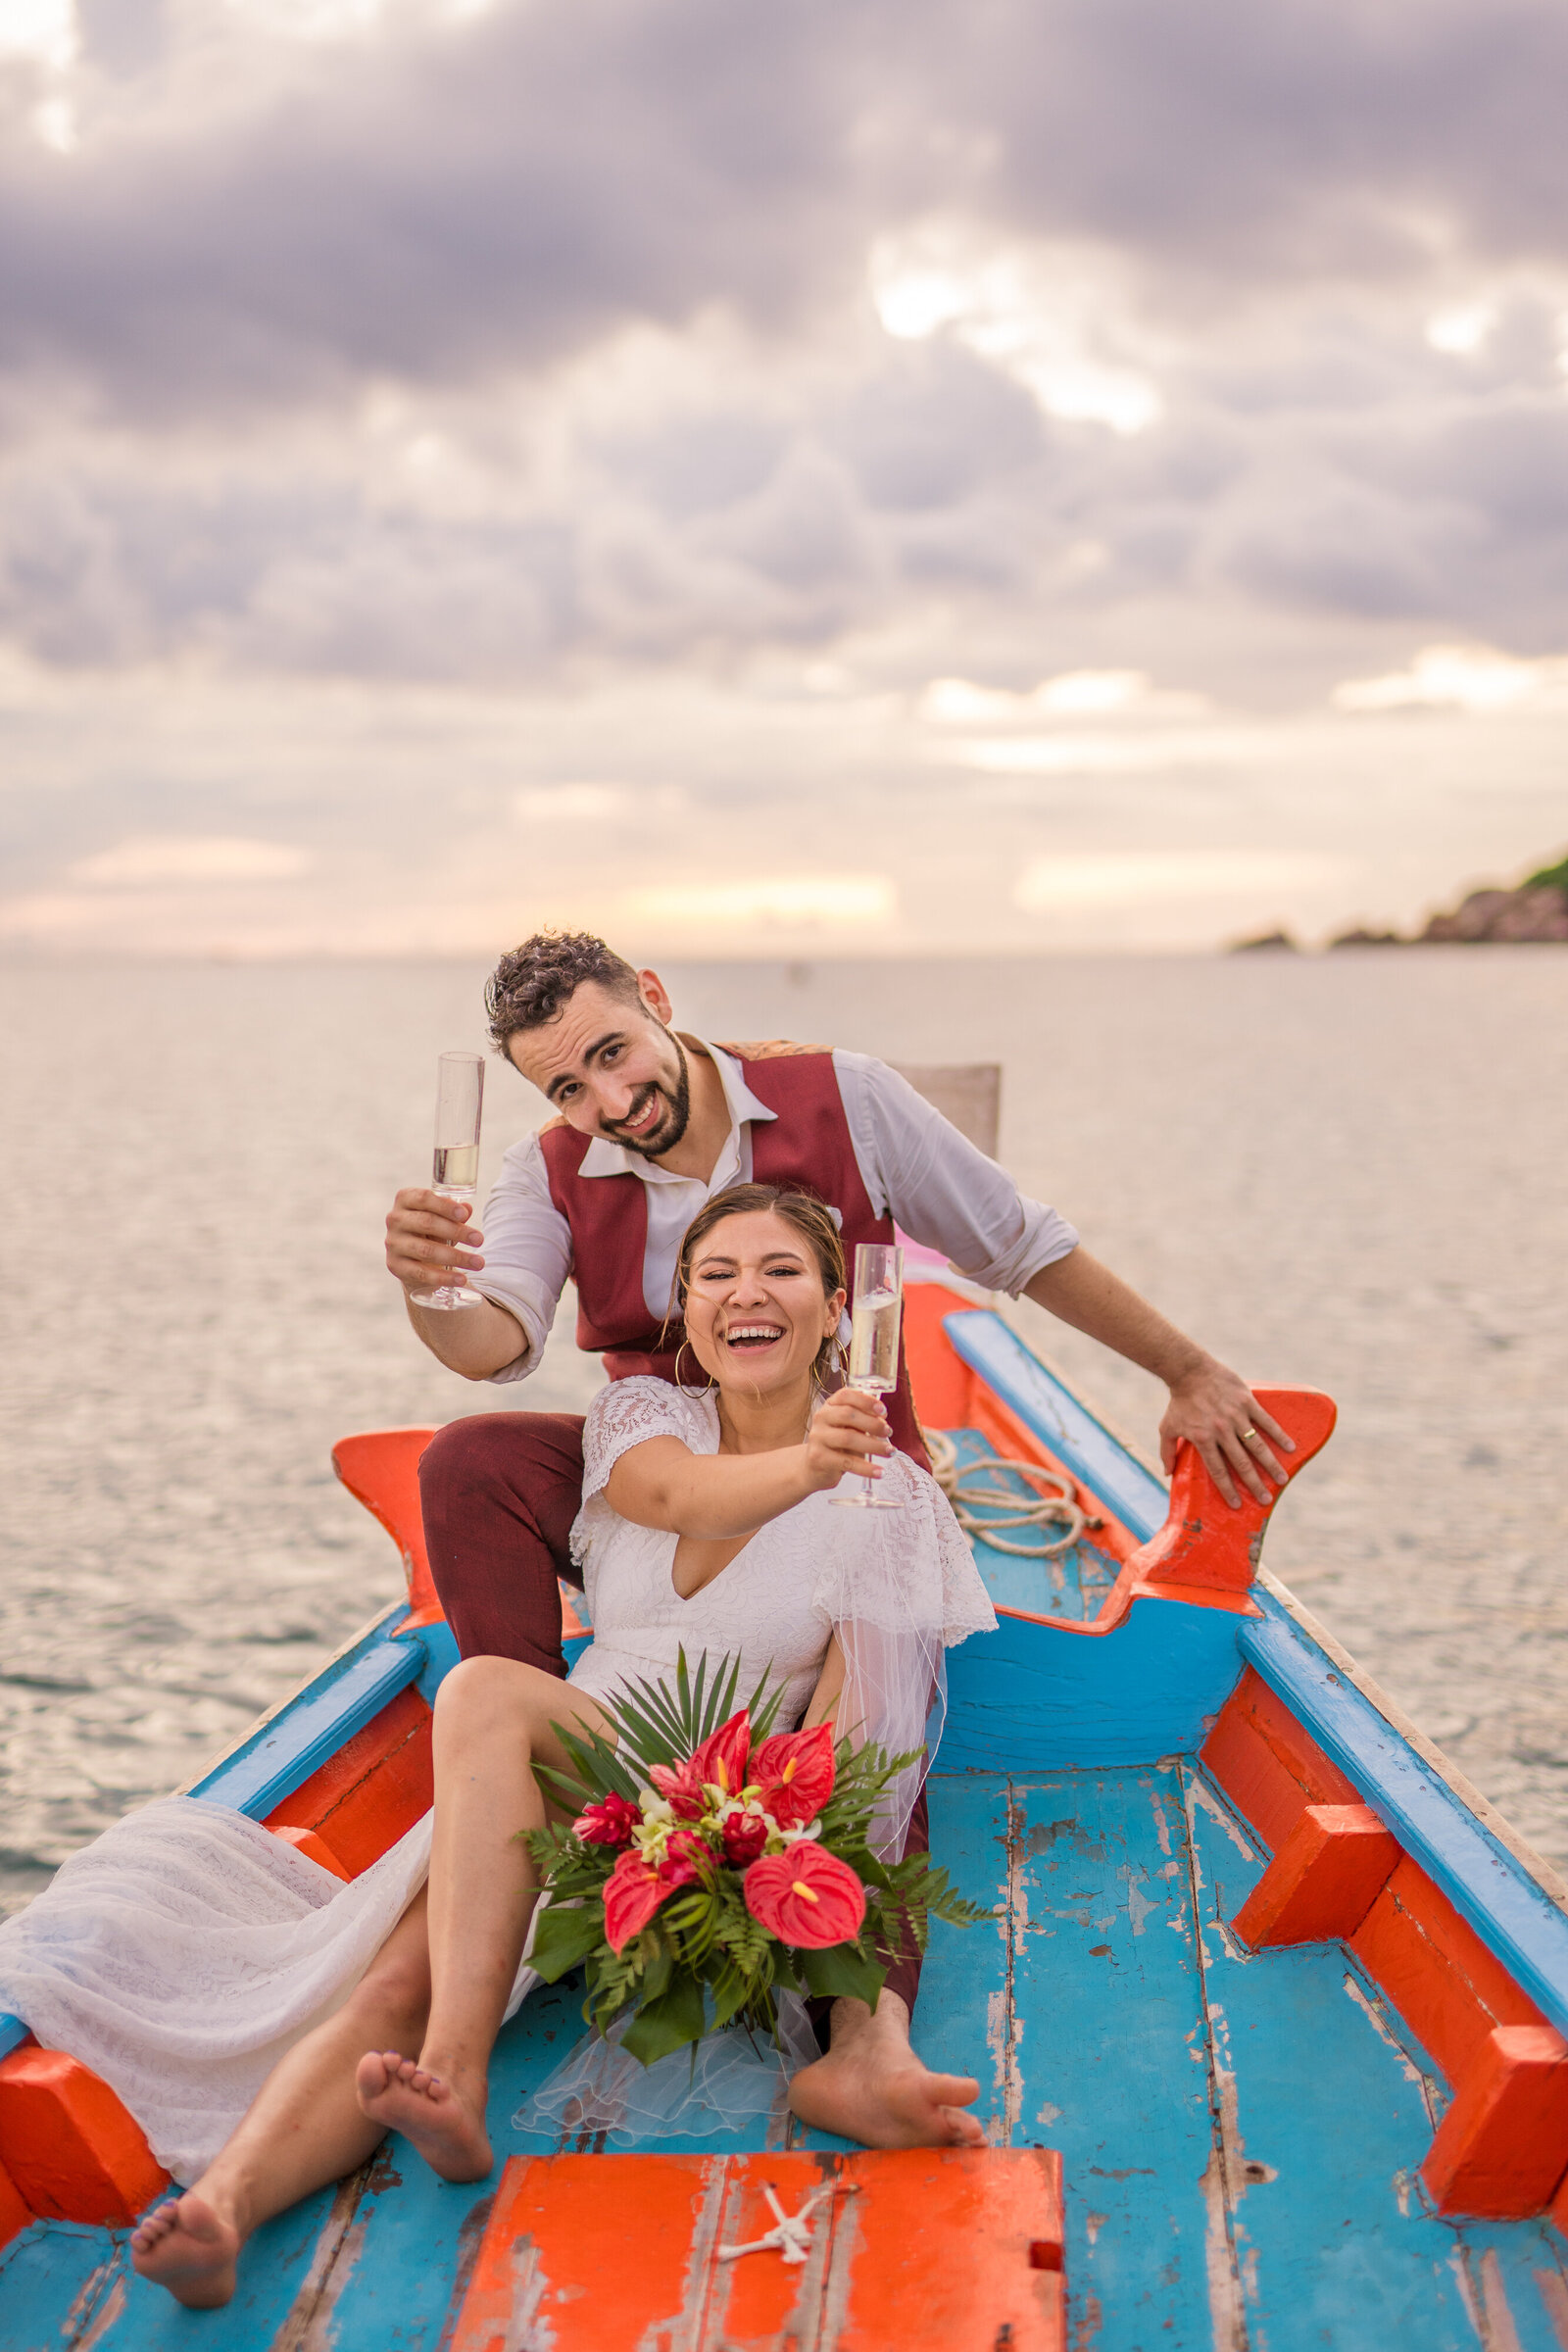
507, 977, 692, 1158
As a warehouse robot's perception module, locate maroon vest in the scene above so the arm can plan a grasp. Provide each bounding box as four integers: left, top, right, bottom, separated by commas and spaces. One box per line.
538, 1040, 927, 1466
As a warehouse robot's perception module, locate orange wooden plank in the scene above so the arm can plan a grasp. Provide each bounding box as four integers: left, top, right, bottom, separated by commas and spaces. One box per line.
830, 2146, 1065, 2352
1421, 2025, 1568, 2218
332, 1427, 441, 1625
903, 1281, 977, 1432
450, 2150, 726, 2352
270, 1824, 353, 1880
0, 2152, 30, 2249
1201, 1666, 1361, 1856
0, 2046, 168, 2227
1233, 1803, 1398, 1947
265, 1683, 433, 1876
449, 2148, 1065, 2352
1132, 1388, 1336, 1599
1348, 1853, 1547, 2086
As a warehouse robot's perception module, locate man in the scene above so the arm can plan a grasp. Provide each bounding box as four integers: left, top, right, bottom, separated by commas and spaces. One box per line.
384, 929, 1291, 2146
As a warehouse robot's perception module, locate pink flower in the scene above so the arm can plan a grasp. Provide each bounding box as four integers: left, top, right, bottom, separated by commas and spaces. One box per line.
647, 1759, 707, 1822
602, 1837, 709, 1954
650, 1709, 754, 1819
743, 1844, 866, 1949
752, 1722, 836, 1831
572, 1794, 640, 1849
721, 1811, 769, 1866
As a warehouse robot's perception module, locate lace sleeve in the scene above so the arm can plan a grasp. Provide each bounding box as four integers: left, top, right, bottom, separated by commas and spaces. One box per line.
580, 1378, 717, 1507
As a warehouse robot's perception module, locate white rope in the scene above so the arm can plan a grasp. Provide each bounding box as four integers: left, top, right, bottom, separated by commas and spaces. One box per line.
926, 1428, 1093, 1559
717, 2181, 857, 2265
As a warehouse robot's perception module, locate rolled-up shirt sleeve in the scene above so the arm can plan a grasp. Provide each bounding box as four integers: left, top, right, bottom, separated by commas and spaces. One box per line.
834, 1051, 1079, 1298
468, 1132, 574, 1383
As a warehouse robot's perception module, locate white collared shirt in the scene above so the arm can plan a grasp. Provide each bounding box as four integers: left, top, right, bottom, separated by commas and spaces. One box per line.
472, 1038, 1079, 1380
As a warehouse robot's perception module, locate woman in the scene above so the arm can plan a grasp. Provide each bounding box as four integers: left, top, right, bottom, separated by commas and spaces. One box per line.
4, 1186, 994, 2310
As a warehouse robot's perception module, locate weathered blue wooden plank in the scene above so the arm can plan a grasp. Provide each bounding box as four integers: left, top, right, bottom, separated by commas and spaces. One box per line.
943, 1310, 1168, 1541
1245, 1601, 1568, 2040
309, 1977, 592, 2352
74, 2176, 378, 2352
0, 2220, 122, 2352
1013, 1766, 1225, 2349
943, 1593, 1246, 1770
189, 1612, 427, 1821
412, 1617, 460, 1704
1184, 1776, 1568, 2352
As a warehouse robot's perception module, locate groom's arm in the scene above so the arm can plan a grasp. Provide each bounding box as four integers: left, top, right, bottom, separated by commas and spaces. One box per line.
1022, 1249, 1292, 1508
837, 1054, 1291, 1508
385, 1129, 570, 1381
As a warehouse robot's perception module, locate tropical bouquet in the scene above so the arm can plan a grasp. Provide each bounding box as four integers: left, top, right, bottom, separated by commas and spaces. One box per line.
519, 1652, 991, 2065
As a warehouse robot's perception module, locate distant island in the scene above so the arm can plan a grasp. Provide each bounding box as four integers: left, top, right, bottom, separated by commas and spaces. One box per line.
1232, 848, 1568, 953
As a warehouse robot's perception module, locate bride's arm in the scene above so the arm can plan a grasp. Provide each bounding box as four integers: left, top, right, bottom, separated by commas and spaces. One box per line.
802, 1635, 850, 1731
603, 1391, 890, 1539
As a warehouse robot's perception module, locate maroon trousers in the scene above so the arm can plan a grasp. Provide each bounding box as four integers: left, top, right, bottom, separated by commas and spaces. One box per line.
418, 1411, 926, 2018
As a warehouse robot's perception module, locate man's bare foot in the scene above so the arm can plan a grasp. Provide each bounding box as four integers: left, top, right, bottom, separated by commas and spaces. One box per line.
788, 1994, 986, 2150
129, 2191, 241, 2309
355, 2048, 492, 2182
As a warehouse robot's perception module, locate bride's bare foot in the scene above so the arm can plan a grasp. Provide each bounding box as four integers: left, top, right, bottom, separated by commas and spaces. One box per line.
129, 2191, 242, 2309
355, 2048, 492, 2182
788, 1993, 986, 2150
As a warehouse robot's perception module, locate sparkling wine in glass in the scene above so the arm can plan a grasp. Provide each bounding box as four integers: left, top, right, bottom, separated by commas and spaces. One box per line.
411, 1051, 485, 1311
831, 1242, 905, 1510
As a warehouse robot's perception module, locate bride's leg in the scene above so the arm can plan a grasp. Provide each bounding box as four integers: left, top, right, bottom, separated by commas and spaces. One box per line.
129, 1887, 433, 2309
355, 1656, 611, 2181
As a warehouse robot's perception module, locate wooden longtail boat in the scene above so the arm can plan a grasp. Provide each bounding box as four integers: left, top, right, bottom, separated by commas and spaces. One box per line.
4, 1283, 1568, 2349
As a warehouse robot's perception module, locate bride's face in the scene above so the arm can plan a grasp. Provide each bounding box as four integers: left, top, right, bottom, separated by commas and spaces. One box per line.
683, 1210, 846, 1400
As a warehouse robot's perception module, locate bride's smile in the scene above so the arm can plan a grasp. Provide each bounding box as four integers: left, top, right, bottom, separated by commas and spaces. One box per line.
682, 1209, 845, 1399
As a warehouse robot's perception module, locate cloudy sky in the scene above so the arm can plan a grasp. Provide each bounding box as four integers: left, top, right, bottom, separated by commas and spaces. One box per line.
2, 0, 1566, 956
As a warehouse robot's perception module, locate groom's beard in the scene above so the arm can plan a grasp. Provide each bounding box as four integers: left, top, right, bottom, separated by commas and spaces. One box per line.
601, 1036, 693, 1159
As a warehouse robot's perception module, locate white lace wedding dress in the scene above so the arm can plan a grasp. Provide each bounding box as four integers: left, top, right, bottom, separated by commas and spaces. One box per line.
0, 1381, 995, 2182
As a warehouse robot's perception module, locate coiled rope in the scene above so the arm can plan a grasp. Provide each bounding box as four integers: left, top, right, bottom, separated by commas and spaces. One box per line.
926, 1427, 1091, 1558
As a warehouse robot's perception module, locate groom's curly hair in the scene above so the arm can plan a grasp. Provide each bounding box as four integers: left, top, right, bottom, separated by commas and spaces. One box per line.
485, 931, 644, 1054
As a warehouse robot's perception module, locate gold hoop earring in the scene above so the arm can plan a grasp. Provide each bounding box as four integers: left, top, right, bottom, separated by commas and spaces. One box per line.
674, 1338, 716, 1394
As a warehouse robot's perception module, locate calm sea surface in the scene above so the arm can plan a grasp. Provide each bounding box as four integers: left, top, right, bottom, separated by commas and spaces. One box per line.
3, 952, 1566, 1913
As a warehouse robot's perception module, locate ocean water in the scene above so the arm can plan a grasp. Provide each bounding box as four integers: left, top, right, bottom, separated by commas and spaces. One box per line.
2, 950, 1565, 1914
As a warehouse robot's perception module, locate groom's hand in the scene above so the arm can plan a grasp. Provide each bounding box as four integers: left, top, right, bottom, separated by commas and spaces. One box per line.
385, 1187, 486, 1296
804, 1391, 892, 1490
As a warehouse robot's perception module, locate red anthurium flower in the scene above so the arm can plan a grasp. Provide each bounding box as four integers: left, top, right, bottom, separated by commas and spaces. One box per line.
602, 1853, 668, 1953
751, 1722, 836, 1830
572, 1793, 639, 1848
743, 1843, 865, 1949
602, 1837, 709, 1954
688, 1709, 753, 1802
721, 1811, 769, 1866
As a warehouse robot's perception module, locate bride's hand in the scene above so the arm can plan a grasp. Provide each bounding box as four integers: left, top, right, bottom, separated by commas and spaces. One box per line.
803, 1390, 892, 1491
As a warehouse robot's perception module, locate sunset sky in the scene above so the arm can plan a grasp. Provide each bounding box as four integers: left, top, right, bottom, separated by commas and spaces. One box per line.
3, 0, 1567, 956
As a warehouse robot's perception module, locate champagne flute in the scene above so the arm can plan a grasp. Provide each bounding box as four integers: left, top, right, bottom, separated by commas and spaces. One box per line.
831, 1242, 905, 1510
411, 1051, 485, 1311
